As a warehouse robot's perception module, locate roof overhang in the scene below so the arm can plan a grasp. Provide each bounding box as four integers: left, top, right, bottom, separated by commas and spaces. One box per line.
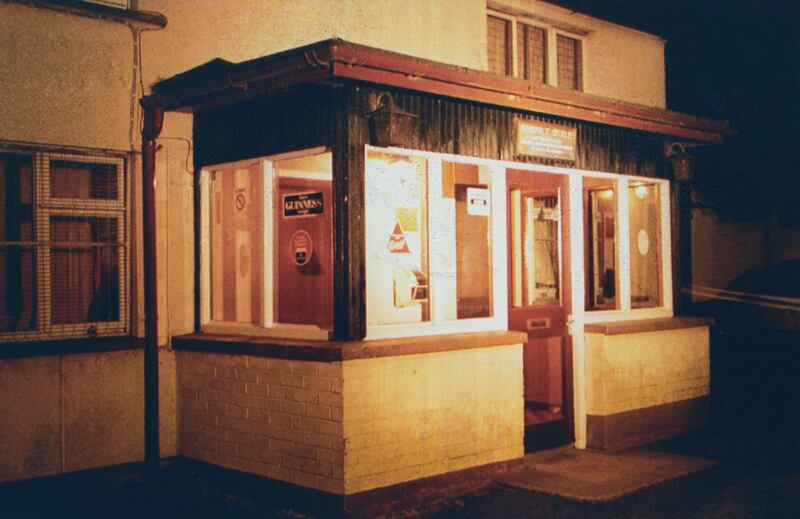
148, 39, 731, 144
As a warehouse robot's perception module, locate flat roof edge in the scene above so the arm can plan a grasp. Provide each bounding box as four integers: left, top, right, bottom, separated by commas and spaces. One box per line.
149, 39, 731, 143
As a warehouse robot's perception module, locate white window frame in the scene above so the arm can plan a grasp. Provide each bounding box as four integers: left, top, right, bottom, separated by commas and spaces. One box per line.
580, 173, 673, 323
364, 146, 509, 340
363, 151, 673, 340
0, 149, 129, 342
82, 0, 130, 9
487, 8, 585, 90
199, 147, 331, 341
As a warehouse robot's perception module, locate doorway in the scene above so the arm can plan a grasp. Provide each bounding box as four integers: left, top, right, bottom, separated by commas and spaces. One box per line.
507, 169, 574, 451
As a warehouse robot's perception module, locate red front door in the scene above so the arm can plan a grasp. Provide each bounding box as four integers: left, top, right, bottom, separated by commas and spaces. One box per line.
507, 169, 574, 451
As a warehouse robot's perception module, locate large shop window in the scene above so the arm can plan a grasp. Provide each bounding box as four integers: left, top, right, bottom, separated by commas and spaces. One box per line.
365, 150, 506, 338
201, 149, 332, 339
583, 176, 670, 315
0, 150, 128, 341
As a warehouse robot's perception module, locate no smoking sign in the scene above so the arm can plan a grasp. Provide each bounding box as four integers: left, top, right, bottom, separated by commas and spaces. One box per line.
234, 192, 247, 211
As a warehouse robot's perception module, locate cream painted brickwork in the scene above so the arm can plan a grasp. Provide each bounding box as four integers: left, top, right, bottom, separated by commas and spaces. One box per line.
177, 344, 523, 495
176, 351, 345, 494
342, 345, 523, 494
585, 327, 710, 416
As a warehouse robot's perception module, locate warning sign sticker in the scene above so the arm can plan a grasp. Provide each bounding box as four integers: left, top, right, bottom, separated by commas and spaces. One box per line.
466, 187, 490, 216
290, 230, 314, 266
234, 188, 247, 211
387, 221, 410, 253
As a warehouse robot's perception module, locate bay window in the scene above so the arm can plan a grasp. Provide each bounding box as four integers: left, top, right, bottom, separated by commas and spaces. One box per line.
201, 148, 333, 339
364, 150, 506, 338
584, 175, 671, 316
0, 149, 128, 341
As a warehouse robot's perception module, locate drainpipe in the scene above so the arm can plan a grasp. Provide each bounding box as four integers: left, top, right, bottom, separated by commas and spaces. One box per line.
141, 97, 164, 477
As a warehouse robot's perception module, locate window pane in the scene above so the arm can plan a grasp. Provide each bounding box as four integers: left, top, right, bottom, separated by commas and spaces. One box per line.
50, 217, 119, 324
517, 23, 547, 84
366, 152, 429, 325
511, 190, 559, 307
0, 153, 36, 332
50, 160, 118, 200
557, 35, 582, 90
274, 152, 333, 329
487, 15, 512, 76
585, 180, 616, 310
629, 183, 662, 308
441, 162, 493, 319
208, 164, 263, 325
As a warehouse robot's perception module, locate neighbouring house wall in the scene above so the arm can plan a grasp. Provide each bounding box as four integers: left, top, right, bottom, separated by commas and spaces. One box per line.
489, 0, 666, 108
0, 350, 144, 483
693, 209, 800, 294
342, 345, 523, 494
139, 0, 486, 87
584, 326, 710, 449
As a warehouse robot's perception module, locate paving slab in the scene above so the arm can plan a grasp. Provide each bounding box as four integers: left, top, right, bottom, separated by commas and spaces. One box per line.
497, 446, 717, 502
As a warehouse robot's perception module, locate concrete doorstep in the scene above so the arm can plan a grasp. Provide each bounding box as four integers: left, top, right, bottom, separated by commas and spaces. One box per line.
496, 446, 717, 503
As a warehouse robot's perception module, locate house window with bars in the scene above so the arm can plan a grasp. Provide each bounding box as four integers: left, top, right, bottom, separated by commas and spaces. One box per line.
0, 149, 128, 342
487, 11, 583, 92
487, 15, 512, 76
518, 23, 547, 84
557, 34, 582, 90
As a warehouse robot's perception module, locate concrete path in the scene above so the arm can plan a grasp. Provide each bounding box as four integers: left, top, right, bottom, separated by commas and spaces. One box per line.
497, 445, 717, 502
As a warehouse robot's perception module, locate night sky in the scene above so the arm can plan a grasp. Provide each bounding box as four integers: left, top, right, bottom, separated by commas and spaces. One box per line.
552, 0, 800, 223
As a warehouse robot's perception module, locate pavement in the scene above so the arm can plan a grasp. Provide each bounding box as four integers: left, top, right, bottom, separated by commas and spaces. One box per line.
497, 444, 717, 502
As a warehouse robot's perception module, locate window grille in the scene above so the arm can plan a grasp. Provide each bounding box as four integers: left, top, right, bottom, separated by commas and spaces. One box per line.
487, 15, 512, 76
518, 23, 547, 84
0, 149, 128, 342
557, 34, 582, 90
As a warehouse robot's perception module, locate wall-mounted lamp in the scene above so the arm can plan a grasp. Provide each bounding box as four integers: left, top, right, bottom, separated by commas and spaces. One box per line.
664, 142, 691, 182
366, 92, 418, 147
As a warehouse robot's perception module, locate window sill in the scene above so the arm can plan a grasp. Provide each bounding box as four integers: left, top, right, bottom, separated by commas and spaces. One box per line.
172, 330, 527, 362
0, 336, 144, 360
584, 316, 714, 336
7, 0, 167, 29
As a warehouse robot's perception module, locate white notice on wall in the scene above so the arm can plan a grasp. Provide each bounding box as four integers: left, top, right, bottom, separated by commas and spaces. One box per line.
466, 187, 490, 216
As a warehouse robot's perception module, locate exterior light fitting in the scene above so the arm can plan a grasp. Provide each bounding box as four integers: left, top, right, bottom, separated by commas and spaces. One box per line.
366, 92, 419, 147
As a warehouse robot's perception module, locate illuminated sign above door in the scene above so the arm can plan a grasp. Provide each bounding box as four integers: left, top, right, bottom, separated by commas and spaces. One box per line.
515, 119, 577, 162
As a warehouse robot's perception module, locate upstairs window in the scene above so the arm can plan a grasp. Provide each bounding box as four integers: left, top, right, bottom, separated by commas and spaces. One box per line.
1, 149, 128, 341
487, 15, 513, 75
487, 10, 583, 91
518, 23, 548, 84
557, 34, 582, 90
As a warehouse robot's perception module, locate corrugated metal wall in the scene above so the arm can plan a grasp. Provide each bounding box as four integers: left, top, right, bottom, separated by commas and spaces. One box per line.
194, 83, 669, 180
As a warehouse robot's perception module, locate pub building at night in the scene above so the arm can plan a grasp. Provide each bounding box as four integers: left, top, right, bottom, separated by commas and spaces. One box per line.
0, 1, 730, 516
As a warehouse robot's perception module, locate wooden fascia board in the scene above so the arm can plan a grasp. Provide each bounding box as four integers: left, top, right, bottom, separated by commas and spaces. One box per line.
331, 62, 722, 143
328, 42, 729, 143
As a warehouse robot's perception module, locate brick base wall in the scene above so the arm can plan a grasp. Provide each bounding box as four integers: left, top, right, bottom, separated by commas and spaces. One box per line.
584, 325, 710, 448
176, 352, 344, 493
176, 342, 524, 495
